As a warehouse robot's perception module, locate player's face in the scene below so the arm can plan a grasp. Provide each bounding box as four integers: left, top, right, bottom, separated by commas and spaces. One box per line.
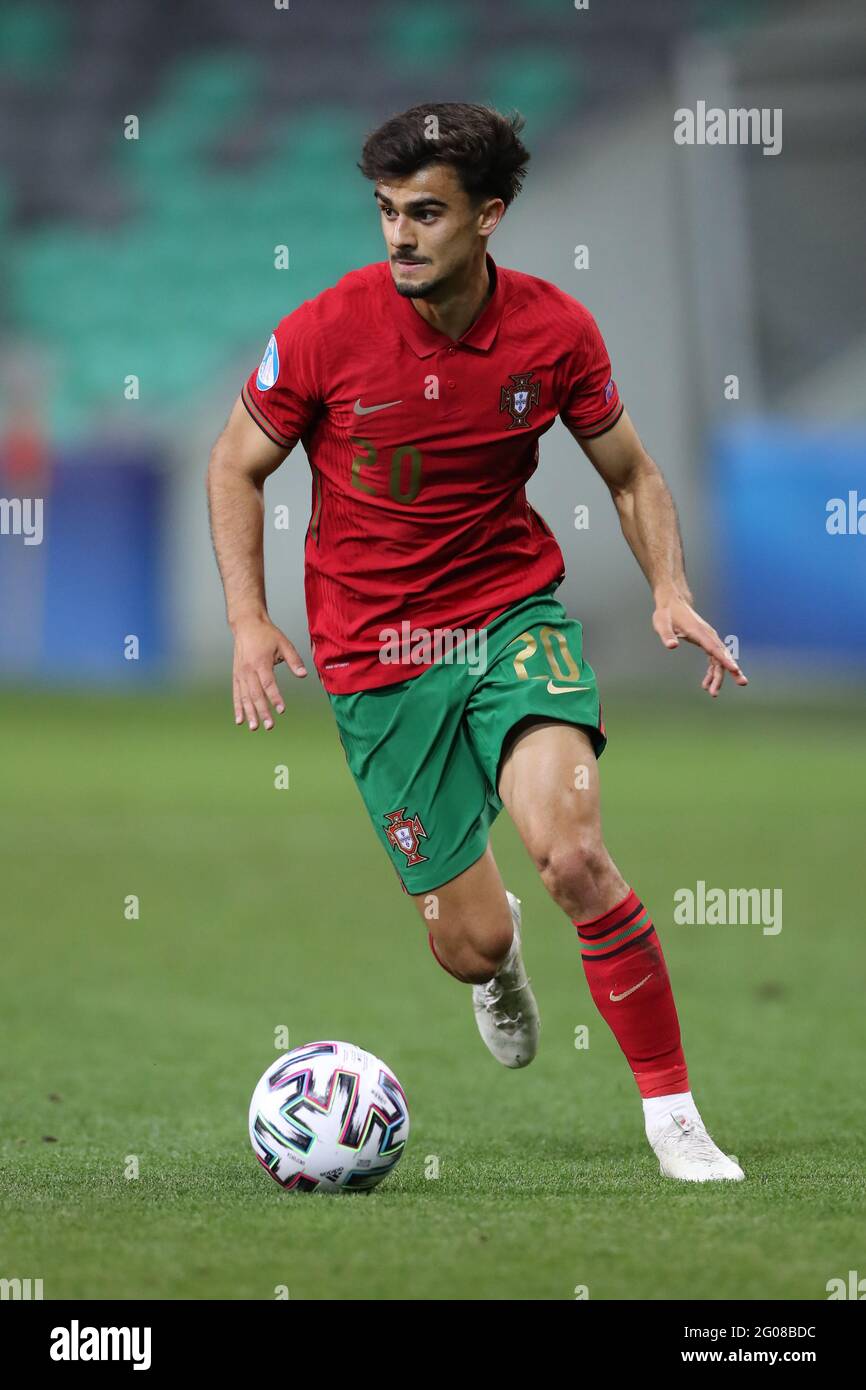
375, 166, 502, 300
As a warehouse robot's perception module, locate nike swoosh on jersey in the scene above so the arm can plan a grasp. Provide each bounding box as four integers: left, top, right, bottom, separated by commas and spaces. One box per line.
609, 973, 653, 1002
546, 681, 592, 694
353, 398, 402, 415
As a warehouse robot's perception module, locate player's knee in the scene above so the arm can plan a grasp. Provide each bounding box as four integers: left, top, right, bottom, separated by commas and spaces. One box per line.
535, 834, 611, 914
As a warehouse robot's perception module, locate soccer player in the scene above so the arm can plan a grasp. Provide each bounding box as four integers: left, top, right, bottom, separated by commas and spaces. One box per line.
208, 103, 748, 1182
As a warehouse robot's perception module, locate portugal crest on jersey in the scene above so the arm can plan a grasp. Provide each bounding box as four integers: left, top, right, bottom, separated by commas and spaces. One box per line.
499, 371, 541, 428
384, 808, 428, 867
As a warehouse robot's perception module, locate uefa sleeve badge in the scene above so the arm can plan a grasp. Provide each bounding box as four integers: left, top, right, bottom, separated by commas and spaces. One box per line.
256, 333, 280, 391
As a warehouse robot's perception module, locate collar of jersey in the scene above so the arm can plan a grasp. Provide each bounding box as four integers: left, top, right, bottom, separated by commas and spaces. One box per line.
387, 253, 504, 358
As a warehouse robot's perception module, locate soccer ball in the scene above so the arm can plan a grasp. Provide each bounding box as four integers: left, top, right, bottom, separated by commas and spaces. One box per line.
248, 1040, 409, 1193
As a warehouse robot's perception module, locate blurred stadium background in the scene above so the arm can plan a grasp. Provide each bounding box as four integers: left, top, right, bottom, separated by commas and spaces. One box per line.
1, 0, 866, 1302
1, 0, 864, 684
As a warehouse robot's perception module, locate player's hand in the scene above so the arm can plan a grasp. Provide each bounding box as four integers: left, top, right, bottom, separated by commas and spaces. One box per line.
652, 591, 747, 697
231, 614, 307, 730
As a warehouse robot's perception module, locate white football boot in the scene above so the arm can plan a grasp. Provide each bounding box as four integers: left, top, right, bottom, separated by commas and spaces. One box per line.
471, 892, 540, 1069
650, 1111, 745, 1182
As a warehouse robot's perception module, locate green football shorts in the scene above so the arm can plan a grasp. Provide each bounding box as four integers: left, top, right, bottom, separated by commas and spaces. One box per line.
327, 584, 606, 894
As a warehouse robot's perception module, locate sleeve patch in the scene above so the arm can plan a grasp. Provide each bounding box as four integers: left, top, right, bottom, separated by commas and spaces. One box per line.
256, 334, 280, 391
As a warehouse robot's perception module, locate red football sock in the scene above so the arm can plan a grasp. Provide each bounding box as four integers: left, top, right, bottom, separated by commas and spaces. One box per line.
573, 888, 688, 1098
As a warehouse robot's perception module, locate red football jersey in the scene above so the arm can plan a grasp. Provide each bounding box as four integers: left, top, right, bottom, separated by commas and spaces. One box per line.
242, 255, 622, 694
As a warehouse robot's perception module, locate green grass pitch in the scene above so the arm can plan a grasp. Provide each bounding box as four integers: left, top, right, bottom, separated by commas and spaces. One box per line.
1, 686, 864, 1301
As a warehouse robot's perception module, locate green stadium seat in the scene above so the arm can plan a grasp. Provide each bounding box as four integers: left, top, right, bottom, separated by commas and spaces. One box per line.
0, 1, 70, 78
374, 5, 471, 68
483, 49, 582, 134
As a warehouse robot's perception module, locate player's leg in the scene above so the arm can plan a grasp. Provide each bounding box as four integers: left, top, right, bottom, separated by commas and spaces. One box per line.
407, 845, 541, 1070
498, 717, 626, 918
498, 718, 743, 1181
406, 841, 512, 984
326, 665, 540, 1067
498, 719, 683, 1089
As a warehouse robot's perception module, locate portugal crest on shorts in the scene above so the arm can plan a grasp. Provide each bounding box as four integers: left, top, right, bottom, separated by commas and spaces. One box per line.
384, 808, 428, 867
499, 371, 540, 428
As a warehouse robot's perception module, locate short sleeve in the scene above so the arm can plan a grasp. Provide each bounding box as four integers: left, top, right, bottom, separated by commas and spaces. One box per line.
559, 309, 624, 439
241, 303, 322, 451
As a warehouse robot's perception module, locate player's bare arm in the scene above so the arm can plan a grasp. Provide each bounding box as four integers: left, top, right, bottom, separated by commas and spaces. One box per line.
207, 395, 307, 731
576, 408, 748, 697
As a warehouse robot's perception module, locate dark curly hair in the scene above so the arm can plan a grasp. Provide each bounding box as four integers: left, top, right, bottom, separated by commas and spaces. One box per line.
359, 102, 531, 208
